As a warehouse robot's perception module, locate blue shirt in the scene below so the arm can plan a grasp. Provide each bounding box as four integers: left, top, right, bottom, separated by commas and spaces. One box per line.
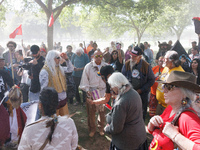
71, 53, 89, 77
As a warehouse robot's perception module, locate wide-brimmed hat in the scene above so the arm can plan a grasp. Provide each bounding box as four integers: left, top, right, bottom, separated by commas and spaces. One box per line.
160, 42, 168, 46
157, 71, 200, 93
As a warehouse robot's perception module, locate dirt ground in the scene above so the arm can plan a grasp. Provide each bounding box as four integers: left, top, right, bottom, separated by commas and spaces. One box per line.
68, 103, 153, 150
2, 102, 153, 150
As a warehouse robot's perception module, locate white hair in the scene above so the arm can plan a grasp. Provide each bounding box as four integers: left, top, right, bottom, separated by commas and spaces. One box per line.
45, 50, 64, 76
75, 47, 84, 55
179, 88, 196, 102
165, 50, 178, 60
108, 72, 130, 95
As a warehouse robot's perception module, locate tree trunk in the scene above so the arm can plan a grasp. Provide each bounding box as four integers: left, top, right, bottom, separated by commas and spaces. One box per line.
176, 32, 182, 41
47, 21, 53, 50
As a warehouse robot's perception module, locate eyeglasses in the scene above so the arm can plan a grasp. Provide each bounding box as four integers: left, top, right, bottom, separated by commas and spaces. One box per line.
8, 45, 14, 47
95, 55, 103, 58
55, 56, 60, 59
162, 84, 177, 91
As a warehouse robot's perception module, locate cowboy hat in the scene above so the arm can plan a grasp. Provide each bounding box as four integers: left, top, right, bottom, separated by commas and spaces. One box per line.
157, 71, 200, 93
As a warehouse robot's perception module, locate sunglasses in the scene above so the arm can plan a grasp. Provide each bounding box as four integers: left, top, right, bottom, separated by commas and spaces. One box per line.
55, 56, 60, 59
162, 84, 177, 91
95, 55, 103, 58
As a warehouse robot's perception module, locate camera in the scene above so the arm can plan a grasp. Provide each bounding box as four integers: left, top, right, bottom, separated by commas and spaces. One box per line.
18, 57, 32, 70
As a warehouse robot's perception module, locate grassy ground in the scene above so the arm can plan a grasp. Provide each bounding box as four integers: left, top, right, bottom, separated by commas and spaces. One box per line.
68, 101, 153, 150
2, 100, 153, 150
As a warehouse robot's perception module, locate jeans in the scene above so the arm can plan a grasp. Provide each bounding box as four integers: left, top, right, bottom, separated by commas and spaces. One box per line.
29, 91, 40, 120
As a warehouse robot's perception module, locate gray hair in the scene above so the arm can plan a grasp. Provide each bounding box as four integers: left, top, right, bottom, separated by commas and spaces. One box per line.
108, 72, 130, 95
45, 50, 65, 76
172, 87, 195, 123
165, 50, 180, 67
165, 50, 178, 60
75, 47, 84, 55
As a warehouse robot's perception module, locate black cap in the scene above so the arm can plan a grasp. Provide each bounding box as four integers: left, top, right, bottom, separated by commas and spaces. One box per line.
130, 46, 143, 56
97, 65, 114, 81
192, 41, 197, 44
100, 65, 114, 76
30, 45, 40, 54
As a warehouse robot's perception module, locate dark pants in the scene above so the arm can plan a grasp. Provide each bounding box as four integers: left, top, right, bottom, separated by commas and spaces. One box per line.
73, 76, 86, 103
20, 83, 29, 102
109, 140, 148, 150
140, 92, 149, 121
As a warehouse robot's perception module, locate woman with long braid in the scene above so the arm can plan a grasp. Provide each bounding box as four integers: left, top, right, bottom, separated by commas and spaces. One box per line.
18, 87, 78, 150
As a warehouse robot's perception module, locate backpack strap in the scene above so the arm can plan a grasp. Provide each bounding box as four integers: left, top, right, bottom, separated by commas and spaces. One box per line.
171, 109, 197, 126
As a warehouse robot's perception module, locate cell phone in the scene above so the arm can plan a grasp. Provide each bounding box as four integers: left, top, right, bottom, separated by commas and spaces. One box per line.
116, 44, 120, 50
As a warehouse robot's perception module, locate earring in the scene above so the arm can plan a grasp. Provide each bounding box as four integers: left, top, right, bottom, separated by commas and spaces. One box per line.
181, 98, 188, 106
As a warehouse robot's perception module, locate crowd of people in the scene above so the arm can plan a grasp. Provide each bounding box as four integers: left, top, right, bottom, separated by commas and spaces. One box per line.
0, 39, 200, 150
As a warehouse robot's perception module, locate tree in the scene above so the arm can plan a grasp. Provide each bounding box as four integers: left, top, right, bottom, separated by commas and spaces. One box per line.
0, 0, 6, 25
60, 0, 166, 44
147, 0, 200, 41
32, 0, 90, 50
149, 3, 193, 41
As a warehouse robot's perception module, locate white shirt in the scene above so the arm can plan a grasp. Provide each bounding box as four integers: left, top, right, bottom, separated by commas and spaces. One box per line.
39, 60, 74, 101
79, 60, 107, 97
18, 116, 78, 150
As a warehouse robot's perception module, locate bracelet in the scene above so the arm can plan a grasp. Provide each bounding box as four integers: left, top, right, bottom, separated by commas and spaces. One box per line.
172, 132, 180, 142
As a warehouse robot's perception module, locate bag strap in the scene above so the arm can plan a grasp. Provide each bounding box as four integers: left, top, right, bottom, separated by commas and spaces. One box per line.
171, 109, 196, 125
39, 121, 58, 150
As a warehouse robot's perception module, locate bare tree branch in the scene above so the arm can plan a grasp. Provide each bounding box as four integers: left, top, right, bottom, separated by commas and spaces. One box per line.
35, 0, 49, 14
0, 0, 4, 5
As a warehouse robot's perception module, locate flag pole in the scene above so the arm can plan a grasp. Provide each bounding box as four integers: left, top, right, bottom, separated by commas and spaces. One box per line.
9, 49, 15, 84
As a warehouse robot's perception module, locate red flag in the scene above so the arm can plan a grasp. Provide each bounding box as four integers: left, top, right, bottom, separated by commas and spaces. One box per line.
48, 12, 54, 27
9, 24, 22, 39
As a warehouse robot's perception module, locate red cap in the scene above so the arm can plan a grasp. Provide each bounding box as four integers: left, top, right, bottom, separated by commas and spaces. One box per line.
40, 48, 46, 53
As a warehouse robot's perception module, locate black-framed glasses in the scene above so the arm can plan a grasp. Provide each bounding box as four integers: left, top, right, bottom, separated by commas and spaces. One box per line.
162, 84, 177, 91
95, 55, 103, 58
55, 56, 60, 59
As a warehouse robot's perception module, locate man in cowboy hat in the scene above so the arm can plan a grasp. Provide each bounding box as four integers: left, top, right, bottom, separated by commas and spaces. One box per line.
122, 46, 155, 120
156, 42, 170, 64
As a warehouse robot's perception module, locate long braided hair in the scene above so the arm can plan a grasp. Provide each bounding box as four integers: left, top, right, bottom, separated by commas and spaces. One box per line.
39, 87, 59, 143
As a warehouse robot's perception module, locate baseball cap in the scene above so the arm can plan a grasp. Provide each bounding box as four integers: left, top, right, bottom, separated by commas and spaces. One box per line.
130, 46, 143, 56
30, 45, 40, 54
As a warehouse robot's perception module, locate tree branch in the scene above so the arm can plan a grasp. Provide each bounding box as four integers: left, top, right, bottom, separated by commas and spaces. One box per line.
35, 0, 49, 14
52, 0, 81, 20
0, 0, 4, 5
